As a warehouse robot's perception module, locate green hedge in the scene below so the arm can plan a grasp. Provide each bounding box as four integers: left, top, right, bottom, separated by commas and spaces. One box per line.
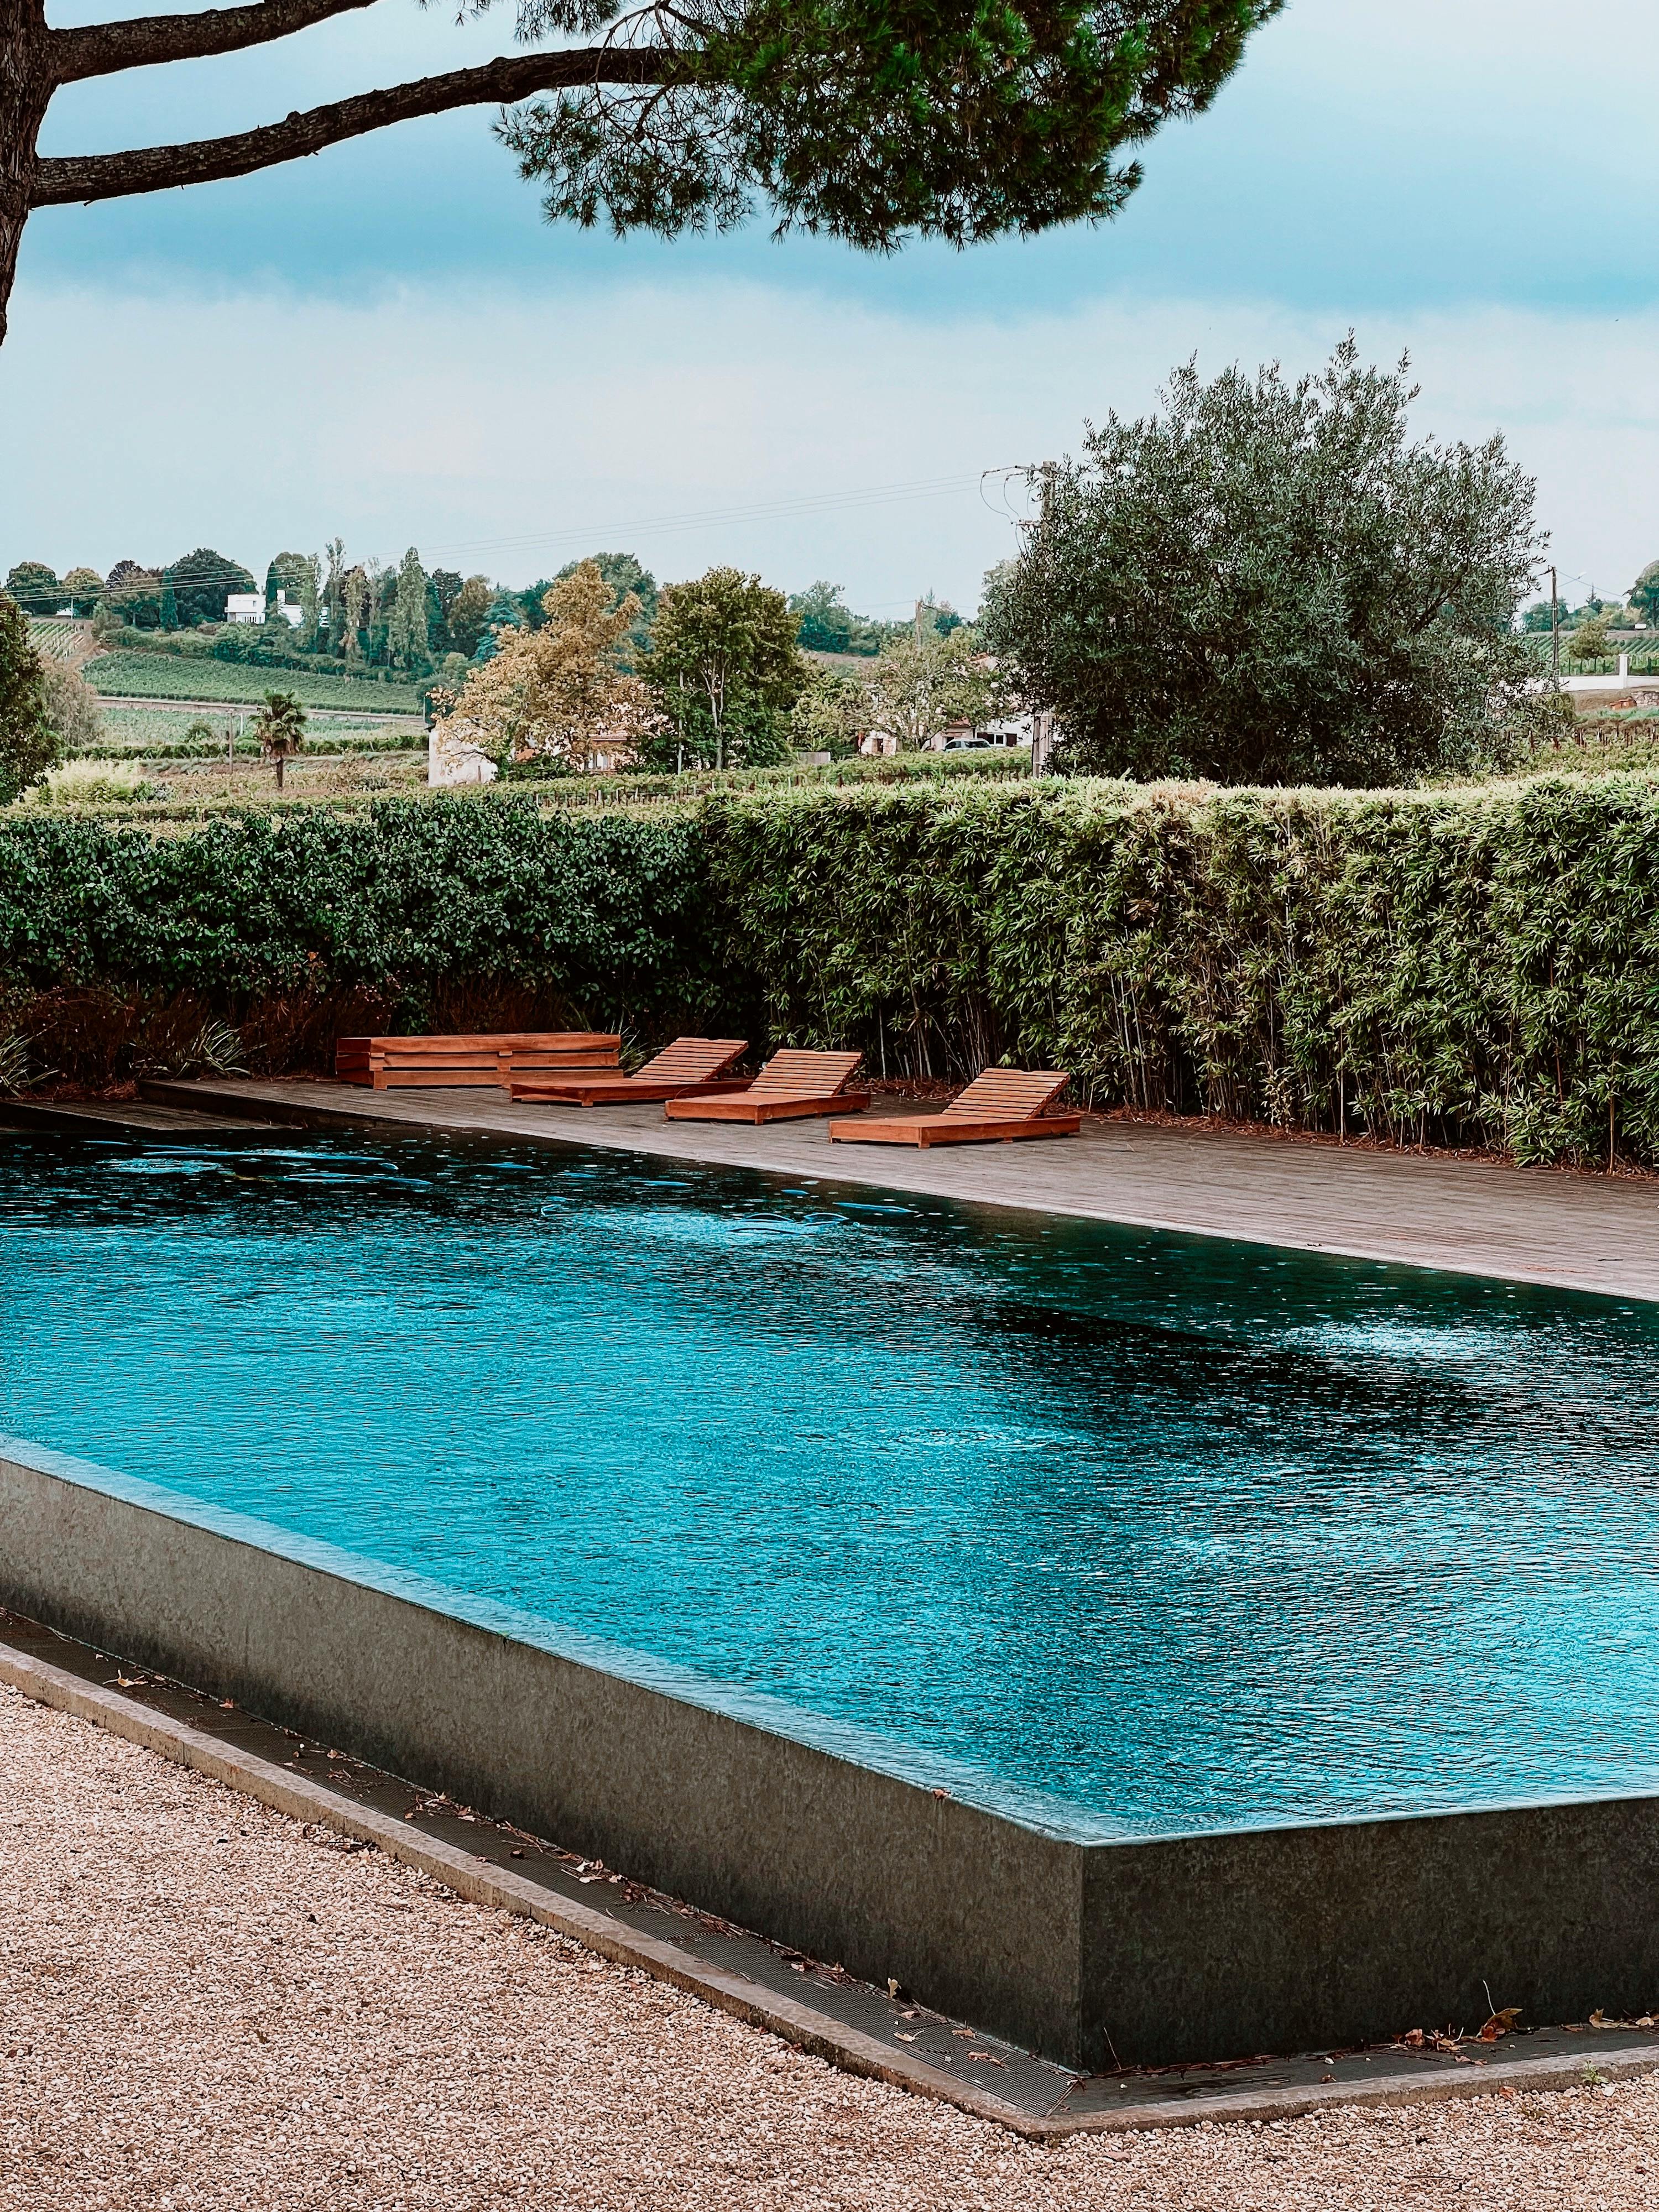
696, 776, 1659, 1166
0, 801, 704, 1019
4, 776, 1659, 1164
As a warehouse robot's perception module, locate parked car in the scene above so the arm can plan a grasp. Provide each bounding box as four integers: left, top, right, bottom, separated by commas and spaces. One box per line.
942, 733, 995, 752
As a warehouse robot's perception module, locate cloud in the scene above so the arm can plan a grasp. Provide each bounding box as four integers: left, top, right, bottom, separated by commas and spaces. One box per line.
24, 0, 1659, 315
4, 278, 1657, 607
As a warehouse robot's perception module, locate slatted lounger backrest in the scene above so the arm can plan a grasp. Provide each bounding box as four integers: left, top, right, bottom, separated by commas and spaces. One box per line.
941, 1069, 1071, 1119
749, 1050, 864, 1097
632, 1038, 748, 1083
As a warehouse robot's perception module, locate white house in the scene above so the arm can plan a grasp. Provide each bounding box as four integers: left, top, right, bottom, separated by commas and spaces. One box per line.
225, 590, 305, 628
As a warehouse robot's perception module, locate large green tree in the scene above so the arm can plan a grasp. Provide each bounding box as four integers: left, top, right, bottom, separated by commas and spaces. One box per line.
790, 579, 855, 654
473, 589, 529, 665
324, 538, 348, 657
788, 579, 911, 655
0, 592, 59, 799
264, 551, 314, 620
980, 339, 1545, 788
647, 565, 806, 767
164, 547, 257, 627
429, 567, 464, 655
98, 559, 162, 631
61, 566, 104, 617
3, 561, 60, 614
860, 626, 1006, 747
0, 2, 1280, 347
447, 575, 495, 660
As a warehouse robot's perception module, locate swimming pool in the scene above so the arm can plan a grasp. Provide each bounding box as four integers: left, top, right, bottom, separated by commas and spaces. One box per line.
4, 1133, 1657, 1841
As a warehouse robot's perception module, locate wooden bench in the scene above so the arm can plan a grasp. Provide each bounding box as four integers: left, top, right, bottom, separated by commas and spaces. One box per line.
663, 1048, 870, 1124
828, 1068, 1081, 1147
508, 1037, 750, 1108
335, 1032, 621, 1091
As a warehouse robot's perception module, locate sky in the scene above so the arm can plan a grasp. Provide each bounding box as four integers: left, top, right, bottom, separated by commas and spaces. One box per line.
3, 0, 1657, 613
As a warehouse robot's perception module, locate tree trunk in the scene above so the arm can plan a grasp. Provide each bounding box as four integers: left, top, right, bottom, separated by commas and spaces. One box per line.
275, 755, 285, 791
0, 2, 50, 349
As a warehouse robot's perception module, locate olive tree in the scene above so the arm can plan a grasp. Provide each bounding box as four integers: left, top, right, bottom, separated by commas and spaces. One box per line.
980, 339, 1546, 787
0, 2, 1281, 346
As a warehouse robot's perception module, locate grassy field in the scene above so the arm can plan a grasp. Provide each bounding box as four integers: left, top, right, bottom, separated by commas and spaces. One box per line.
29, 750, 433, 816
84, 652, 424, 712
83, 705, 423, 755
12, 744, 1036, 822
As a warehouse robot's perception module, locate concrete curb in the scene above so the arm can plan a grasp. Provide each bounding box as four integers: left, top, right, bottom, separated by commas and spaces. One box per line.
0, 1640, 1036, 2136
4, 1639, 1658, 2138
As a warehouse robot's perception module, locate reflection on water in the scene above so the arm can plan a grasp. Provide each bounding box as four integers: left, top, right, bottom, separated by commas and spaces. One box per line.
3, 1134, 1657, 1838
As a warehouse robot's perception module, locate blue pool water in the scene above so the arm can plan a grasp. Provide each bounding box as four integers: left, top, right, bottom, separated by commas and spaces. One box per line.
4, 1133, 1658, 1839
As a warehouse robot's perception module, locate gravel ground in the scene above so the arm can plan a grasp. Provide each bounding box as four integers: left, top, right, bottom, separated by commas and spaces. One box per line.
3, 1682, 1656, 2211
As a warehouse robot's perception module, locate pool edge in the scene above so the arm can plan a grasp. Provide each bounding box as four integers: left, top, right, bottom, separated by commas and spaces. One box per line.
5, 1625, 1658, 2136
4, 1439, 1659, 2069
0, 1440, 1088, 2064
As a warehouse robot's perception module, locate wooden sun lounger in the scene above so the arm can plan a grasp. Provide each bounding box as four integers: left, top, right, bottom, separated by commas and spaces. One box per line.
336, 1031, 620, 1091
664, 1048, 870, 1124
508, 1037, 750, 1107
828, 1068, 1081, 1147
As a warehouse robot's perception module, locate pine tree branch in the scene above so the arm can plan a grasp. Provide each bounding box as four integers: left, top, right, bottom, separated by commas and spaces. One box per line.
30, 47, 674, 207
50, 0, 381, 86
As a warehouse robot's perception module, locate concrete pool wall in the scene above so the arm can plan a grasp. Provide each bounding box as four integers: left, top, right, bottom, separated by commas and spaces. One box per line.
3, 1437, 1657, 2068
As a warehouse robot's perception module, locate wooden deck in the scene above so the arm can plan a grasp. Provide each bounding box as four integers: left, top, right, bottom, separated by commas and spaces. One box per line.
0, 1097, 278, 1137
137, 1077, 1659, 1303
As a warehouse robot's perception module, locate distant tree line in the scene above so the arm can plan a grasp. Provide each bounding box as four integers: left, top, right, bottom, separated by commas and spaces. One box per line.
14, 341, 1611, 795
786, 581, 961, 656
430, 559, 1010, 778
0, 549, 943, 700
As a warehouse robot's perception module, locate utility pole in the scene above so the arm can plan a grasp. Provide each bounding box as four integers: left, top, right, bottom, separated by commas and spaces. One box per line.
1550, 564, 1559, 684
914, 597, 924, 648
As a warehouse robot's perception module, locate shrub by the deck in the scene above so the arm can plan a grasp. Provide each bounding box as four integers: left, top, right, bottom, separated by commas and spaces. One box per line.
3, 776, 1658, 1166
698, 777, 1659, 1166
0, 801, 709, 1083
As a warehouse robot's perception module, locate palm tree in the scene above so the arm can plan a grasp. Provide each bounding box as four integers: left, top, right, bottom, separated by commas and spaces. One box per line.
252, 690, 306, 791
